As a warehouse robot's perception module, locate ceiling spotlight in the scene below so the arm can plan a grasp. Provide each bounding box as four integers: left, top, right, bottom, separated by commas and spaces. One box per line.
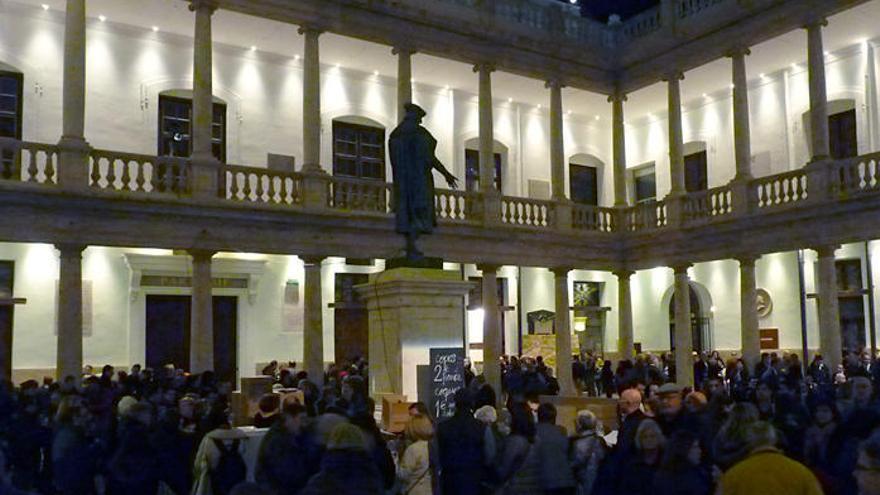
537, 104, 542, 109
41, 4, 49, 10
250, 45, 257, 51
729, 83, 735, 89
507, 97, 513, 103
373, 70, 379, 76
759, 73, 765, 78
702, 93, 708, 98
824, 51, 830, 56
98, 15, 106, 22
594, 115, 600, 120
569, 0, 578, 3
294, 54, 301, 60
151, 26, 159, 32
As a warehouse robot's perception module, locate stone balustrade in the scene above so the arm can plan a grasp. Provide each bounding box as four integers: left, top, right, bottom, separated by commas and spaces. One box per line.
4, 138, 880, 239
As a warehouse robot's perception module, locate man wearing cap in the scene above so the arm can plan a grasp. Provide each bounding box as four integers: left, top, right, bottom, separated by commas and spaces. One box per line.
388, 102, 458, 259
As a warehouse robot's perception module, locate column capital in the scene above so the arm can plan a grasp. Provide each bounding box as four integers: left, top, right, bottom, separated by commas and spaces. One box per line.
725, 46, 751, 58
802, 17, 828, 29
55, 243, 86, 258
545, 79, 565, 90
188, 0, 218, 14
613, 269, 635, 279
473, 63, 496, 74
662, 71, 685, 82
672, 263, 692, 274
301, 255, 327, 266
550, 266, 572, 277
736, 254, 760, 266
814, 245, 839, 258
608, 92, 628, 103
477, 263, 501, 274
187, 249, 216, 262
297, 25, 324, 36
391, 46, 416, 56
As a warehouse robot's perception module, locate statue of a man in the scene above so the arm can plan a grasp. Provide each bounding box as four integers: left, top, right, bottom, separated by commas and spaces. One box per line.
388, 103, 458, 259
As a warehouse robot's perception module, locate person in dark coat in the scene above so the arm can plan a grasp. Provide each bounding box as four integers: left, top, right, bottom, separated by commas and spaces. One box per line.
255, 403, 313, 495
436, 389, 487, 495
105, 403, 161, 495
299, 423, 383, 495
51, 397, 99, 495
535, 403, 576, 494
615, 419, 665, 495
652, 430, 712, 495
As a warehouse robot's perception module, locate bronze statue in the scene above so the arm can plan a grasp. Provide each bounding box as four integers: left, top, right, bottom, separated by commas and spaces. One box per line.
389, 103, 458, 260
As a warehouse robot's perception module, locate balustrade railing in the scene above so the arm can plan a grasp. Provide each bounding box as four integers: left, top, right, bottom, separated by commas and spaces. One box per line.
435, 188, 479, 223
89, 150, 189, 194
683, 185, 733, 224
754, 170, 808, 209
623, 7, 662, 38
833, 152, 880, 197
572, 204, 616, 232
327, 176, 392, 213
222, 164, 303, 206
677, 0, 728, 19
0, 137, 58, 184
501, 196, 554, 228
627, 199, 668, 231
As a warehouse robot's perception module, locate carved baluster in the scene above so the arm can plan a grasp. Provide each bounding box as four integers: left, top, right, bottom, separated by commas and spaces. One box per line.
119, 160, 132, 191
267, 175, 278, 203
89, 155, 100, 186
45, 150, 56, 183
24, 149, 38, 182
135, 161, 147, 192
104, 158, 117, 190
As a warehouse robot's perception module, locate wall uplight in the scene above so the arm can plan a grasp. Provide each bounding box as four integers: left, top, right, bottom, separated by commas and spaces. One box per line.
98, 15, 106, 22
41, 4, 49, 10
151, 26, 159, 32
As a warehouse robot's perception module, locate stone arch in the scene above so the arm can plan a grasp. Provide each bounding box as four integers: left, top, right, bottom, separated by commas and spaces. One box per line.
568, 152, 606, 206
660, 280, 714, 352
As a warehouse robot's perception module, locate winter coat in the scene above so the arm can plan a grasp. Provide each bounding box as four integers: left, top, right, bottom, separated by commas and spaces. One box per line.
535, 422, 575, 491
397, 439, 432, 495
299, 449, 383, 495
719, 448, 823, 495
497, 434, 541, 495
570, 431, 607, 495
436, 411, 487, 495
652, 465, 712, 495
51, 425, 97, 495
255, 423, 312, 495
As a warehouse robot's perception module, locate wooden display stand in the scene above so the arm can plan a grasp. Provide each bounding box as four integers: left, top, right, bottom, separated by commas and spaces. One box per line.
381, 394, 409, 433
539, 395, 619, 436
231, 376, 274, 426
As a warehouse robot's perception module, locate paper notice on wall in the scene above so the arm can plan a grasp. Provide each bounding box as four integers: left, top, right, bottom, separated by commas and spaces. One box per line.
282, 281, 303, 333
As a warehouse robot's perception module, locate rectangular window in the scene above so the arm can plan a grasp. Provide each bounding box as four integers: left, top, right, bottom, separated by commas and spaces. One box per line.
632, 164, 656, 203
0, 71, 23, 180
570, 164, 598, 206
157, 95, 226, 162
829, 109, 857, 159
684, 150, 708, 192
464, 149, 502, 192
332, 121, 385, 181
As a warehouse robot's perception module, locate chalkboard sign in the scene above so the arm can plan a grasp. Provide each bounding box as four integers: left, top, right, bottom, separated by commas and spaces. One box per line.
430, 347, 466, 419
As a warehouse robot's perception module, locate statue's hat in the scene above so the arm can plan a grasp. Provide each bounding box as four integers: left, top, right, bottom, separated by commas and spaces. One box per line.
404, 102, 427, 118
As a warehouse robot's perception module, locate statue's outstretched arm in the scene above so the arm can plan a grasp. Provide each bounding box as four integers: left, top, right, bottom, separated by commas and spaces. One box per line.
432, 157, 459, 189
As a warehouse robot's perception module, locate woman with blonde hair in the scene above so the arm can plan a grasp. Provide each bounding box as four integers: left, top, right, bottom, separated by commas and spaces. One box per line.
397, 414, 434, 495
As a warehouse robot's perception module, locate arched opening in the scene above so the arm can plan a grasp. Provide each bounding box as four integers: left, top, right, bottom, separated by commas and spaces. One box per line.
569, 153, 605, 206
683, 141, 708, 192
802, 99, 858, 159
664, 281, 713, 353
157, 89, 227, 162
331, 115, 386, 181
463, 138, 508, 193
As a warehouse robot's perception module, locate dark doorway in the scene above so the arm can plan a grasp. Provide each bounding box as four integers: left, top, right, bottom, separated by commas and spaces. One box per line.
829, 109, 858, 159
213, 296, 238, 384
465, 149, 502, 193
669, 285, 705, 353
570, 164, 599, 206
684, 150, 708, 193
145, 295, 238, 382
334, 274, 369, 366
0, 261, 14, 379
146, 295, 191, 372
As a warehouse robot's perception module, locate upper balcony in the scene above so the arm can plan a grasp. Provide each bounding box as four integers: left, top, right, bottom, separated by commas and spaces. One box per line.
209, 0, 870, 94
3, 136, 880, 270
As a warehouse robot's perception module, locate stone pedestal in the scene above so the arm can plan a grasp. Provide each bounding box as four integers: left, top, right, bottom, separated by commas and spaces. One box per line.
357, 267, 473, 400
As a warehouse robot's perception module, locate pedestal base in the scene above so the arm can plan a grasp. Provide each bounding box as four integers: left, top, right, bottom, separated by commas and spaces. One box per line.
356, 267, 474, 400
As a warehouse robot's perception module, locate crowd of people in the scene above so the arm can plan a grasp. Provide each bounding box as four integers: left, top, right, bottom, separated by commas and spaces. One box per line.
0, 347, 878, 494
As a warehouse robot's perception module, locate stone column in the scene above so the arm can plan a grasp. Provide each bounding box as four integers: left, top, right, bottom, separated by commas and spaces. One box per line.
738, 256, 761, 370
56, 244, 85, 382
394, 47, 414, 123
667, 72, 686, 195
816, 246, 842, 371
673, 265, 693, 387
548, 79, 566, 201
300, 27, 323, 173
189, 250, 214, 374
730, 48, 753, 181
806, 19, 830, 161
475, 63, 496, 194
616, 270, 635, 361
189, 0, 219, 198
478, 264, 502, 399
57, 0, 90, 189
552, 267, 576, 396
303, 256, 325, 386
610, 91, 629, 207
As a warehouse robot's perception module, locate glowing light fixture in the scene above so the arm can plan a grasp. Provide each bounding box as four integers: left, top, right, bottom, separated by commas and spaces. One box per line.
507, 97, 513, 103
98, 14, 106, 22
250, 45, 257, 51
41, 4, 49, 10
294, 54, 301, 60
151, 26, 159, 32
